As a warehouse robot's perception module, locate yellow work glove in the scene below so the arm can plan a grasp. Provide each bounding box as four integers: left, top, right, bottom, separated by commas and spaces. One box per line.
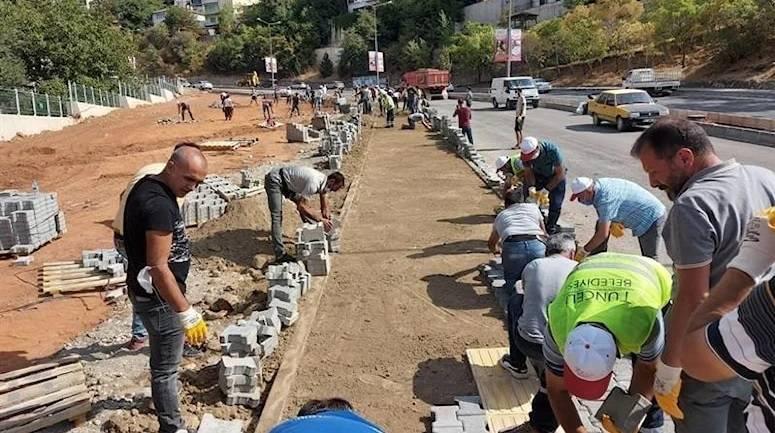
610, 222, 625, 238
601, 415, 622, 433
654, 360, 684, 420
575, 248, 589, 262
178, 307, 208, 346
728, 207, 775, 285
764, 206, 775, 230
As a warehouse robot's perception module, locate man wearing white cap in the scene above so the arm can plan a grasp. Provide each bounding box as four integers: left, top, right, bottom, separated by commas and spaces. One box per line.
538, 252, 671, 433
519, 137, 567, 234
495, 154, 525, 192
570, 176, 666, 260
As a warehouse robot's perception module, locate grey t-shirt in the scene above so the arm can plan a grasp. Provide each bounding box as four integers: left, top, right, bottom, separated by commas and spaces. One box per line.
543, 313, 665, 376
663, 160, 775, 287
281, 166, 327, 200
518, 255, 578, 344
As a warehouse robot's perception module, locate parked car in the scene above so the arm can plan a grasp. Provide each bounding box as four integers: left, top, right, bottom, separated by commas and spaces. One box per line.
490, 76, 540, 109
196, 80, 213, 91
622, 68, 681, 96
587, 89, 669, 131
278, 87, 292, 97
290, 82, 309, 91
333, 81, 345, 90
179, 78, 191, 88
534, 78, 553, 94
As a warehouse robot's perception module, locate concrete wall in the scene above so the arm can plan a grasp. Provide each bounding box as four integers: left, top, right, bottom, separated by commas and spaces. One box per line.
70, 102, 119, 119
463, 0, 565, 25
0, 114, 76, 141
162, 89, 177, 101
119, 96, 151, 109
149, 94, 167, 104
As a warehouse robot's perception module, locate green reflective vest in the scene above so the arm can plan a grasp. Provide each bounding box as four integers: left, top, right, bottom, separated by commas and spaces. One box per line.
547, 252, 672, 356
509, 156, 525, 178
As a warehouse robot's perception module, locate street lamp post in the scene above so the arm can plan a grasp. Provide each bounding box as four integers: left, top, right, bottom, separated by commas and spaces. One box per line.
257, 18, 281, 88
506, 0, 513, 77
372, 1, 392, 87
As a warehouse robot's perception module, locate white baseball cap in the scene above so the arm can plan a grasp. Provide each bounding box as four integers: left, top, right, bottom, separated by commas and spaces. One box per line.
495, 156, 510, 170
519, 137, 540, 161
570, 177, 594, 201
563, 324, 617, 400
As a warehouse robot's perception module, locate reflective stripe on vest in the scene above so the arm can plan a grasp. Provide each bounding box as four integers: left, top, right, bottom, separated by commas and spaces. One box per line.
548, 252, 672, 356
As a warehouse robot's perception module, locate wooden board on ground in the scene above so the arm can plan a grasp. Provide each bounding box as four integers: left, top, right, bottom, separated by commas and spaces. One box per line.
466, 347, 543, 433
199, 138, 257, 151
38, 262, 125, 295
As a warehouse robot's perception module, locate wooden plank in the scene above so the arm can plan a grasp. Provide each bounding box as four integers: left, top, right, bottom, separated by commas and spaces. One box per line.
4, 400, 91, 433
466, 347, 539, 433
41, 276, 126, 293
41, 274, 112, 286
40, 268, 98, 277
42, 263, 82, 270
0, 370, 85, 409
0, 363, 82, 394
42, 261, 79, 267
0, 384, 87, 420
0, 355, 80, 382
0, 392, 89, 430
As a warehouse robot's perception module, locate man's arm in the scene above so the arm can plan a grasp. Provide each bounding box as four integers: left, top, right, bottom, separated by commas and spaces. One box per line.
545, 165, 566, 191
546, 370, 586, 433
688, 268, 755, 332
523, 167, 536, 187
453, 108, 459, 117
630, 358, 658, 400
584, 220, 611, 253
488, 229, 500, 254
146, 230, 189, 312
319, 191, 331, 220
662, 265, 710, 366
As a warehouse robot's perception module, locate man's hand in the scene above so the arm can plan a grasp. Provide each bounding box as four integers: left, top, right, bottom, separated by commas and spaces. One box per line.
321, 206, 331, 220
322, 219, 333, 232
654, 359, 684, 420
178, 307, 208, 346
575, 248, 589, 262
727, 208, 775, 284
600, 415, 622, 433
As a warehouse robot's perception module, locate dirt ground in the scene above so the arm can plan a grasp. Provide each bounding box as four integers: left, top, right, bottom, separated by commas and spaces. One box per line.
286, 123, 509, 431
0, 92, 322, 373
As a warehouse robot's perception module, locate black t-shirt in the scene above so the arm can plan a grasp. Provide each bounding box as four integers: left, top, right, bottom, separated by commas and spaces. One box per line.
123, 176, 190, 301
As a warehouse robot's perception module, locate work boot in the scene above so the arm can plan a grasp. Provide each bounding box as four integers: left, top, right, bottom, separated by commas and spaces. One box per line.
498, 422, 540, 433
125, 336, 147, 351
546, 209, 561, 234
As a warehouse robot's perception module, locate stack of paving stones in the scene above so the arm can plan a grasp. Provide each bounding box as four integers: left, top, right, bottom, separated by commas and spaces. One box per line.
219, 356, 262, 408
239, 169, 262, 189
182, 175, 263, 227
286, 123, 312, 143
0, 190, 66, 255
81, 249, 126, 277
265, 261, 312, 326
431, 396, 488, 433
295, 222, 332, 276
477, 256, 512, 310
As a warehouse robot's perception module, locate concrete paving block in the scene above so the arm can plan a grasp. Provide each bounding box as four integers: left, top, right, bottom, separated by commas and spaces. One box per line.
458, 414, 487, 433
250, 307, 282, 334
279, 311, 300, 327
220, 324, 258, 346
224, 390, 262, 408
431, 406, 463, 429
433, 427, 464, 433
197, 413, 244, 433
268, 298, 298, 317
297, 222, 326, 242
268, 284, 300, 303
454, 396, 484, 417
220, 373, 259, 388
259, 333, 279, 357
220, 356, 258, 376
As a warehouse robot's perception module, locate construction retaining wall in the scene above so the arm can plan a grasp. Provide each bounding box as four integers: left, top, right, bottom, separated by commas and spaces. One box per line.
0, 114, 76, 141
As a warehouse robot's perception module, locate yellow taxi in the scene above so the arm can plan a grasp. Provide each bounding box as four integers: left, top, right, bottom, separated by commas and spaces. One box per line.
587, 89, 669, 131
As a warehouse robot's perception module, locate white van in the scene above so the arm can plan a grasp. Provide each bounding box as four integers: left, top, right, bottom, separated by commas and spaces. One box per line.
489, 76, 540, 109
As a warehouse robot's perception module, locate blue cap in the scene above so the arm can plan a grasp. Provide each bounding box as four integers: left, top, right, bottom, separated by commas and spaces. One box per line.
268, 410, 384, 433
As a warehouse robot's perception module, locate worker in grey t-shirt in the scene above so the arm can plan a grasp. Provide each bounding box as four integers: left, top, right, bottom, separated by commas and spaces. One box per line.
632, 118, 775, 433
264, 166, 346, 263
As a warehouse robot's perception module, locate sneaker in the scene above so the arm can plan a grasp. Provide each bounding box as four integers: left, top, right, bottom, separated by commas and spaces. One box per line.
500, 354, 529, 379
498, 422, 540, 433
125, 336, 147, 351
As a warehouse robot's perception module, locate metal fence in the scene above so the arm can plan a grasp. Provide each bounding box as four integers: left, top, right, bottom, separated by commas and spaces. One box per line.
0, 87, 70, 117
68, 82, 122, 107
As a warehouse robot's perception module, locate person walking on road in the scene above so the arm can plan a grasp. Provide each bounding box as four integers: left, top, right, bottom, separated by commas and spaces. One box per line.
123, 144, 209, 433
380, 90, 395, 128
500, 234, 577, 433
222, 93, 234, 121
570, 176, 666, 260
487, 189, 546, 308
631, 118, 775, 433
250, 88, 259, 106
261, 95, 274, 122
290, 93, 301, 117
506, 252, 672, 433
177, 101, 194, 122
519, 137, 567, 234
514, 89, 527, 146
453, 98, 474, 145
465, 87, 473, 107
264, 166, 346, 263
681, 208, 775, 433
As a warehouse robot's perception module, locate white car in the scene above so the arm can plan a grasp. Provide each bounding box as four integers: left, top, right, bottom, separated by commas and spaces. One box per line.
534, 78, 553, 94
278, 87, 292, 97
196, 81, 213, 91
490, 76, 540, 109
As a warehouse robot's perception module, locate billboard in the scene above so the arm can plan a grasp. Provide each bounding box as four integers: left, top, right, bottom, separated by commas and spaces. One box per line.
348, 0, 379, 12
494, 28, 522, 63
368, 51, 384, 73
264, 57, 277, 73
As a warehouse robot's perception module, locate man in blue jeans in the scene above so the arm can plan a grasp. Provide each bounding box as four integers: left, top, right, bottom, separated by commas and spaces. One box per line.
123, 144, 209, 433
519, 137, 567, 234
500, 234, 577, 432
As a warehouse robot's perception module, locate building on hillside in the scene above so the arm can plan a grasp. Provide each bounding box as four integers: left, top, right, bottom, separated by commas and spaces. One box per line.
464, 0, 566, 27
152, 8, 207, 27
175, 0, 260, 30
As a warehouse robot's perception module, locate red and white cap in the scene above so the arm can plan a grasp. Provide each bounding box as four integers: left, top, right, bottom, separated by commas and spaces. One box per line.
519, 137, 540, 162
563, 324, 617, 400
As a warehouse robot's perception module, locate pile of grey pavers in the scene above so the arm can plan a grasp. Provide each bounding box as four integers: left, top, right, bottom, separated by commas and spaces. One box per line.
218, 261, 312, 407
477, 256, 512, 309
431, 396, 488, 433
318, 115, 361, 171
295, 222, 335, 276
182, 175, 261, 227
0, 190, 66, 255
81, 249, 125, 277
286, 123, 314, 143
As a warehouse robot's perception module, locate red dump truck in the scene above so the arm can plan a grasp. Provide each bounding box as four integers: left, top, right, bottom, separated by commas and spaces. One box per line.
402, 69, 450, 99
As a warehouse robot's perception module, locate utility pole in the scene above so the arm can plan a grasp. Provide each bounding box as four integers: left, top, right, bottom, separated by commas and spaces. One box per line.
258, 18, 281, 88
372, 1, 392, 87
506, 0, 513, 77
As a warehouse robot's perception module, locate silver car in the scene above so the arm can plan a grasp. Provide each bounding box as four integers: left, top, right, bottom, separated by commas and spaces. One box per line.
534, 78, 552, 94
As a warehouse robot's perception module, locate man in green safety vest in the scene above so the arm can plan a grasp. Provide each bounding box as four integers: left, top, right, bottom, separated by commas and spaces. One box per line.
542, 253, 672, 433
495, 154, 525, 194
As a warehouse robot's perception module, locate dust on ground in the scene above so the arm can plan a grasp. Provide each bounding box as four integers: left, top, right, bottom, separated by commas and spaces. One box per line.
0, 91, 323, 373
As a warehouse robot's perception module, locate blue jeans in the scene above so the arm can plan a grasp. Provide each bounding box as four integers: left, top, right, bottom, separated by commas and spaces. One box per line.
461, 127, 474, 145
115, 233, 148, 339
133, 299, 185, 433
498, 239, 545, 308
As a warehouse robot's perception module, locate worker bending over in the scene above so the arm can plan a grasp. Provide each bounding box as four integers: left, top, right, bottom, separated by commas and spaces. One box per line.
519, 137, 567, 234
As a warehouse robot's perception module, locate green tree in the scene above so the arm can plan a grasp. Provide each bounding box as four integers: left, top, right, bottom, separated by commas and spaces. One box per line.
401, 38, 432, 70
338, 29, 368, 76
319, 52, 334, 78
92, 0, 164, 31
447, 22, 494, 82
648, 0, 703, 66
700, 0, 768, 61
218, 5, 236, 35
163, 6, 199, 35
